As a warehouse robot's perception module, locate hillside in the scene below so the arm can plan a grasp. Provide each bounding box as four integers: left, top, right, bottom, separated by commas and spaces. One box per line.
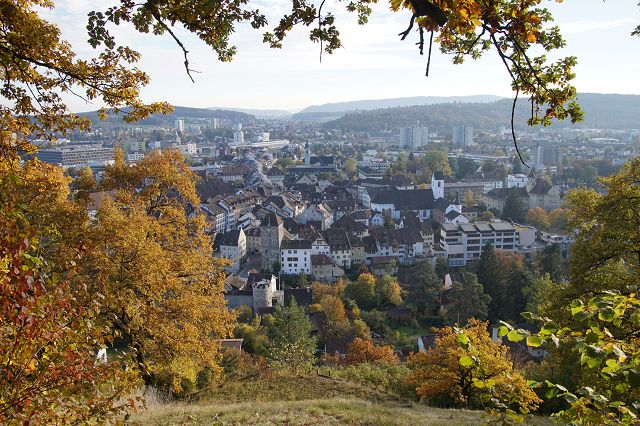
324, 93, 640, 132
78, 106, 255, 128
208, 107, 292, 119
135, 373, 486, 426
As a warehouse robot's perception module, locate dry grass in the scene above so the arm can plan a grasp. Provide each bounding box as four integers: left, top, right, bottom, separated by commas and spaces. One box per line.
135, 397, 483, 426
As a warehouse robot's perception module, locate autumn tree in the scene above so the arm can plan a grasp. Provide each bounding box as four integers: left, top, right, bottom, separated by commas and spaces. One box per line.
0, 222, 138, 424
376, 274, 403, 307
526, 207, 551, 230
266, 300, 317, 373
406, 319, 541, 413
445, 273, 491, 325
346, 338, 399, 365
549, 208, 569, 230
86, 149, 235, 395
318, 295, 354, 350
344, 273, 377, 309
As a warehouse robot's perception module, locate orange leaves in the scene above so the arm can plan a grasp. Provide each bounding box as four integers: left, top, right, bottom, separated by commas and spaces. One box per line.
346, 337, 400, 364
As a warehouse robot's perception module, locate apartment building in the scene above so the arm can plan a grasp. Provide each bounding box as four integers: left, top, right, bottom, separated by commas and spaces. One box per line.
440, 220, 520, 267
280, 239, 312, 275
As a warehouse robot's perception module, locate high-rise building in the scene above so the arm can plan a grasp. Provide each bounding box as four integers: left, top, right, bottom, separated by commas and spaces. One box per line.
210, 118, 219, 129
399, 125, 428, 150
233, 123, 244, 144
452, 125, 474, 147
174, 119, 185, 133
536, 144, 561, 166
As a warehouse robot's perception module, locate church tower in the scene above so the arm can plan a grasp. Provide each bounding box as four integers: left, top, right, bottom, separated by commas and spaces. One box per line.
304, 142, 311, 165
431, 171, 444, 200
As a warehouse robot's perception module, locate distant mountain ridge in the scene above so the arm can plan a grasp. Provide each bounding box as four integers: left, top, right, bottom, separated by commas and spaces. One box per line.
323, 93, 640, 132
291, 95, 505, 122
79, 106, 255, 127
207, 107, 291, 119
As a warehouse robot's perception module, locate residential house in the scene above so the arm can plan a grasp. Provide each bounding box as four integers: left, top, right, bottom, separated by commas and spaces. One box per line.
311, 254, 345, 283
214, 228, 247, 273
280, 239, 312, 275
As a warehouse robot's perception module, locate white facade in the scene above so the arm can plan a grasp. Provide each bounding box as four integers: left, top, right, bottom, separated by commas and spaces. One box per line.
175, 119, 185, 132
400, 125, 428, 150
217, 229, 247, 273
280, 241, 312, 275
507, 174, 528, 189
440, 221, 520, 267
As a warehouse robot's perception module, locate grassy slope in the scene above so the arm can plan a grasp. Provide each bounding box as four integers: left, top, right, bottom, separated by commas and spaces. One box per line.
135, 374, 485, 426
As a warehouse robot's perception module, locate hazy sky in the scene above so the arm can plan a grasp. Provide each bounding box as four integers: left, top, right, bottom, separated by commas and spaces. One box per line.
45, 1, 640, 112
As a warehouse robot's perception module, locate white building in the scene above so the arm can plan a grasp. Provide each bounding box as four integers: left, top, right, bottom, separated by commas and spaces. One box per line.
400, 125, 428, 150
233, 123, 244, 144
175, 119, 185, 132
440, 220, 520, 267
507, 174, 528, 189
214, 228, 247, 273
280, 239, 312, 275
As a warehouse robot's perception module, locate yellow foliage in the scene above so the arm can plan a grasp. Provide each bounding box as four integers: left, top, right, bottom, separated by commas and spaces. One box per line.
406, 319, 541, 413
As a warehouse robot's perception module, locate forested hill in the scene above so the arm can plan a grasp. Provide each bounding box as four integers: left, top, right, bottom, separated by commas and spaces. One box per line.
323, 93, 640, 132
79, 106, 255, 128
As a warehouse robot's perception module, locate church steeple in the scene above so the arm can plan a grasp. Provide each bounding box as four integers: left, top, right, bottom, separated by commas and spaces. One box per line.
304, 142, 311, 165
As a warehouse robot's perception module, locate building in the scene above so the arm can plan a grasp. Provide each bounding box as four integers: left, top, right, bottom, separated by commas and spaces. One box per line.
452, 125, 474, 147
245, 227, 261, 254
175, 119, 185, 132
214, 228, 247, 273
399, 125, 428, 150
370, 188, 434, 220
233, 123, 244, 144
33, 145, 115, 168
280, 239, 312, 275
260, 213, 285, 271
536, 144, 561, 167
507, 174, 528, 188
440, 220, 520, 267
311, 254, 344, 283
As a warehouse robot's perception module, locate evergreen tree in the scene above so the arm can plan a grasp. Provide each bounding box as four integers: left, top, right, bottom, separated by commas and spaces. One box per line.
475, 243, 506, 322
534, 244, 565, 282
266, 299, 317, 373
502, 265, 533, 322
409, 259, 442, 314
502, 188, 526, 223
446, 273, 491, 324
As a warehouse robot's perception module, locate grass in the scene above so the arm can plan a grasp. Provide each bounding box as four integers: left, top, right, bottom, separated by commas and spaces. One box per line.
134, 372, 551, 425
137, 397, 483, 425
134, 372, 484, 425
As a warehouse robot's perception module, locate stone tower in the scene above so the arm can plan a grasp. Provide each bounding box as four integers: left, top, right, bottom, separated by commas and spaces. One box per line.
260, 212, 284, 271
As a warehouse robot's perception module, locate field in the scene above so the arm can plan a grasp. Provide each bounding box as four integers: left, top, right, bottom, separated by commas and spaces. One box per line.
134, 373, 546, 425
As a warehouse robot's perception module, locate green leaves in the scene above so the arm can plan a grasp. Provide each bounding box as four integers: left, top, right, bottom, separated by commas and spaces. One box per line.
459, 355, 475, 367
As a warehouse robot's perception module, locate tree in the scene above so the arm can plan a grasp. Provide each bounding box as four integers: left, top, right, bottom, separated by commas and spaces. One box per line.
375, 274, 403, 307
522, 273, 553, 316
408, 259, 442, 314
72, 166, 98, 202
406, 319, 541, 412
475, 243, 506, 323
526, 207, 551, 230
346, 338, 399, 365
455, 158, 478, 180
422, 150, 452, 176
464, 191, 475, 208
318, 295, 353, 349
87, 149, 235, 395
502, 188, 526, 223
445, 273, 491, 325
344, 273, 377, 309
266, 300, 317, 374
344, 157, 358, 179
534, 244, 564, 282
0, 226, 137, 424
549, 208, 569, 230
501, 265, 533, 322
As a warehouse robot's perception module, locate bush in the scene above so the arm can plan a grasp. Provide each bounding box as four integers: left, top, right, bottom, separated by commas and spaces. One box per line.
329, 362, 417, 400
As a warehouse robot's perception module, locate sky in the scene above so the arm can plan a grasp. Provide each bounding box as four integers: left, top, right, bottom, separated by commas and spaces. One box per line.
43, 1, 640, 112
